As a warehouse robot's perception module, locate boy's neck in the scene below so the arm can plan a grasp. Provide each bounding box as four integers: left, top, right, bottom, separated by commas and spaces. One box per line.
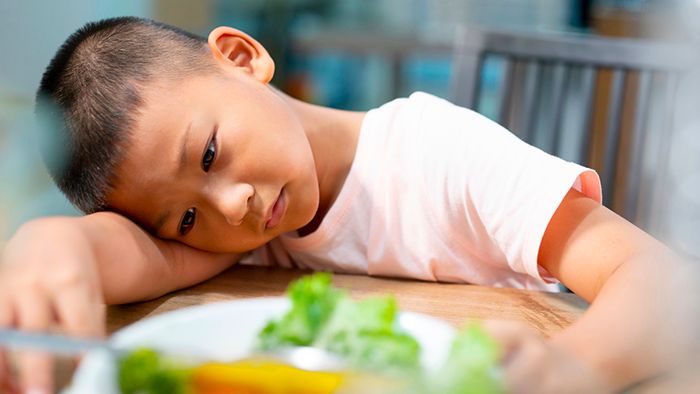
277, 90, 365, 236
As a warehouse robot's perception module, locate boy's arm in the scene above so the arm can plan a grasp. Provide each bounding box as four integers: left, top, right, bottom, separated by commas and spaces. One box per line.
77, 211, 240, 304
2, 211, 239, 305
535, 188, 698, 389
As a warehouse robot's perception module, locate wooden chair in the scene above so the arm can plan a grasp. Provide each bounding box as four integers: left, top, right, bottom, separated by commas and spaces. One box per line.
449, 26, 698, 229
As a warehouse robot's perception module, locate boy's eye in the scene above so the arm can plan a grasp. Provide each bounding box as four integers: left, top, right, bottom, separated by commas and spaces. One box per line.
202, 133, 217, 172
178, 207, 196, 236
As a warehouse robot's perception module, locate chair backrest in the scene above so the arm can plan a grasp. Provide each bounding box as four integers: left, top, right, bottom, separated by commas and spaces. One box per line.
449, 26, 698, 228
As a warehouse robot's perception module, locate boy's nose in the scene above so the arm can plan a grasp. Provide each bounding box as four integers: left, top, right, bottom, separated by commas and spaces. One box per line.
210, 182, 255, 226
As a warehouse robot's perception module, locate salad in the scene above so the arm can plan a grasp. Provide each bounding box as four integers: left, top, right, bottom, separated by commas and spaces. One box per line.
118, 273, 504, 393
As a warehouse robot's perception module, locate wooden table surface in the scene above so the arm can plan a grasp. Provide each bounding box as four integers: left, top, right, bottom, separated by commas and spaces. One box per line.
107, 264, 588, 338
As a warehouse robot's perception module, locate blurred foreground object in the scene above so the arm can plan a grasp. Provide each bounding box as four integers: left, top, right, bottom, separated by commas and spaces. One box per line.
0, 91, 77, 246
0, 92, 35, 245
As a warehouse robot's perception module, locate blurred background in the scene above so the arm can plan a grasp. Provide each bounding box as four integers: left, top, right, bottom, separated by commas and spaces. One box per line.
1, 0, 698, 260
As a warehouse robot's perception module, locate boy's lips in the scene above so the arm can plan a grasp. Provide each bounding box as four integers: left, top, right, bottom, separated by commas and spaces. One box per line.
265, 188, 286, 230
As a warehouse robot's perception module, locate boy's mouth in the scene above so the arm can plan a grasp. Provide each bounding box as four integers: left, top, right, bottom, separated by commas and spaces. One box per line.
265, 188, 286, 230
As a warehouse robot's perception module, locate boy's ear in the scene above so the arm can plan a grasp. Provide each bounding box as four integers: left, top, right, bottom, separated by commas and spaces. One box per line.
207, 26, 275, 83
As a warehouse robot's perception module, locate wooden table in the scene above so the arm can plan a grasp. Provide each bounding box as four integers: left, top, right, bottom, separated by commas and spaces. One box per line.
107, 265, 588, 338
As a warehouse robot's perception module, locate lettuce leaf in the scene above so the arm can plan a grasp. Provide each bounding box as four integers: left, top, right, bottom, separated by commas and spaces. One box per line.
257, 272, 420, 371
118, 348, 190, 394
427, 324, 504, 394
315, 296, 420, 371
259, 272, 344, 349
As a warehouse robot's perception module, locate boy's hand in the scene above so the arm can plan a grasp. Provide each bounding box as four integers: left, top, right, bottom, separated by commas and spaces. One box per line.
483, 320, 610, 394
0, 218, 105, 394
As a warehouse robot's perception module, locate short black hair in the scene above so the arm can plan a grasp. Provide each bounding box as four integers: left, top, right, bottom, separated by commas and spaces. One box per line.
36, 16, 213, 213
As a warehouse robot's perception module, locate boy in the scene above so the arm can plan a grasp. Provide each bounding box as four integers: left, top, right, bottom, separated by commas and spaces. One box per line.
0, 16, 696, 394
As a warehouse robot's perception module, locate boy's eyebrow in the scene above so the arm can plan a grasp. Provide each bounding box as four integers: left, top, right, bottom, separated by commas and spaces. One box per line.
177, 121, 194, 174
153, 120, 192, 236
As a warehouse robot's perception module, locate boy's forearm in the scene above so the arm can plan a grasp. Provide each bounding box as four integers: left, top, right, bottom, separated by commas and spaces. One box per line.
25, 213, 236, 305
14, 213, 182, 304
75, 212, 239, 304
73, 212, 181, 304
538, 189, 700, 388
552, 252, 700, 390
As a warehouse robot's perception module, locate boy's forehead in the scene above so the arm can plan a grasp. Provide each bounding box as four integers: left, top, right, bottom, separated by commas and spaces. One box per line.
130, 78, 198, 141
133, 73, 222, 130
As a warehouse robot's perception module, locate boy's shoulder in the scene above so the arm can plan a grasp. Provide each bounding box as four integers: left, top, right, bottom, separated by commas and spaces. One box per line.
378, 91, 456, 111
368, 92, 466, 130
370, 91, 478, 131
406, 91, 451, 104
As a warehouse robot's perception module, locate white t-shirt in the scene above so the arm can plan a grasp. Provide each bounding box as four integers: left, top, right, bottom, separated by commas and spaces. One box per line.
241, 92, 602, 291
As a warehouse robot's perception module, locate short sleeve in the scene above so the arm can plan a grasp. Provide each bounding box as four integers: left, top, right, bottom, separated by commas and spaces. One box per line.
411, 93, 603, 283
457, 109, 602, 282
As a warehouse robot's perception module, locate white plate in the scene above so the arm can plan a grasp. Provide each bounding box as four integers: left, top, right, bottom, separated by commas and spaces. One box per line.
65, 297, 456, 394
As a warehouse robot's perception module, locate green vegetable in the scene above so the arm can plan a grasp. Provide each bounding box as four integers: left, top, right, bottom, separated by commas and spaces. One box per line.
118, 348, 190, 394
259, 272, 344, 349
258, 272, 420, 372
315, 296, 420, 371
428, 323, 504, 394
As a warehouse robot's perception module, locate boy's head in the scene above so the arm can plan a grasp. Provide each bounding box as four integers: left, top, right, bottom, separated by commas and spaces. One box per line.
36, 17, 321, 253
37, 16, 213, 214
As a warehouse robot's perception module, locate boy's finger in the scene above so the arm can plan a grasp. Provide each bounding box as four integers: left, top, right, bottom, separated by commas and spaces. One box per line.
17, 351, 52, 394
498, 337, 548, 392
481, 320, 536, 361
15, 291, 54, 393
53, 285, 106, 339
0, 349, 20, 394
0, 296, 19, 392
0, 288, 14, 327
